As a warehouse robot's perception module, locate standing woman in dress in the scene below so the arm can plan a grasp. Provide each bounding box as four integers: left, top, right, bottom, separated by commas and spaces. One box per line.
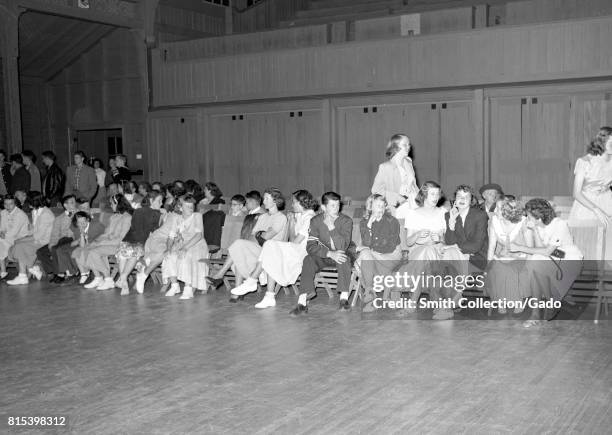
568, 129, 612, 259
371, 133, 419, 212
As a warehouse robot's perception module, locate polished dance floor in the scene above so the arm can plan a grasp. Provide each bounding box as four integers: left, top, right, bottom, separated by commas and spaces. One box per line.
1, 281, 611, 434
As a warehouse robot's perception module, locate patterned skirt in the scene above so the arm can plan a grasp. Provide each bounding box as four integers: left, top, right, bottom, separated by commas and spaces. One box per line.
116, 242, 145, 259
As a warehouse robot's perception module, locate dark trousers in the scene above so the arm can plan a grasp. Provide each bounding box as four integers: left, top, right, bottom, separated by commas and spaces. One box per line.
56, 241, 78, 275
37, 237, 73, 275
300, 254, 352, 296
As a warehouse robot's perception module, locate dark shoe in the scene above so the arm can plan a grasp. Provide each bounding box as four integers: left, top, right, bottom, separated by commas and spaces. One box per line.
229, 295, 245, 303
339, 299, 350, 311
289, 304, 308, 316
51, 275, 65, 284
206, 276, 224, 290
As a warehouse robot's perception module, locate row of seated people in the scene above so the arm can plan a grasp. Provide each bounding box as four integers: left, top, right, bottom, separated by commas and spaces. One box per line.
0, 180, 583, 327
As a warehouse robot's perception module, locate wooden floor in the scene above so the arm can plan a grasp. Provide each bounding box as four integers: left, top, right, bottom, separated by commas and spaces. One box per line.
1, 281, 611, 435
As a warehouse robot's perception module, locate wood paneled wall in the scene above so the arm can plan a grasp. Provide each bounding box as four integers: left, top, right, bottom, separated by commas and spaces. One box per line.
147, 82, 612, 199
20, 77, 50, 157
232, 0, 307, 33
156, 2, 226, 43
160, 25, 328, 61
505, 0, 612, 25
0, 62, 5, 149
45, 28, 146, 171
152, 16, 612, 107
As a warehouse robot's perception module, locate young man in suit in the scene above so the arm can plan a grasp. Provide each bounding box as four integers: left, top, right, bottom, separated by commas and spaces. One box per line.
64, 151, 97, 204
435, 185, 489, 320
290, 191, 356, 315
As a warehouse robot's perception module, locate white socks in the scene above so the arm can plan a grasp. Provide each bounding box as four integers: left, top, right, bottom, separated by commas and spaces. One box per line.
298, 293, 307, 305
340, 292, 349, 300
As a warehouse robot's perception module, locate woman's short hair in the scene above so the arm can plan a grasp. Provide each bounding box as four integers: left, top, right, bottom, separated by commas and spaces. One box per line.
385, 133, 409, 159
231, 194, 246, 206
364, 194, 387, 220
524, 198, 556, 225
141, 191, 164, 208
500, 198, 524, 223
205, 182, 223, 198
62, 194, 76, 208
586, 138, 604, 156
415, 181, 442, 207
138, 182, 152, 194
92, 158, 104, 169
321, 191, 341, 206
10, 154, 23, 164
264, 188, 285, 211
72, 211, 91, 226
292, 190, 318, 211
454, 185, 477, 205
111, 194, 134, 215
180, 194, 197, 208
597, 126, 612, 139
30, 192, 45, 209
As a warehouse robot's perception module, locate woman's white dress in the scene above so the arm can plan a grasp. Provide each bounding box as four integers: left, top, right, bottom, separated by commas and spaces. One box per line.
162, 212, 209, 290
259, 210, 315, 286
568, 155, 612, 260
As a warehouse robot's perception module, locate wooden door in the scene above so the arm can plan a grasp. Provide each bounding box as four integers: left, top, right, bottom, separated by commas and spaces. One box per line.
209, 114, 247, 196
524, 95, 571, 196
439, 101, 480, 197
401, 102, 440, 188
489, 96, 524, 197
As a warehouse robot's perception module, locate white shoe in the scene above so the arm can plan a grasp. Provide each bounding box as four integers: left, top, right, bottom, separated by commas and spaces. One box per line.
7, 274, 29, 286
28, 265, 43, 281
255, 293, 276, 309
79, 274, 90, 285
165, 282, 180, 297
96, 277, 115, 290
0, 272, 8, 280
231, 278, 258, 296
84, 276, 103, 288
135, 272, 147, 294
179, 285, 194, 300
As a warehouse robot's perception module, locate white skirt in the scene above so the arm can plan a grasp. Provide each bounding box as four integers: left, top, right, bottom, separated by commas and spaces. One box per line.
259, 240, 307, 286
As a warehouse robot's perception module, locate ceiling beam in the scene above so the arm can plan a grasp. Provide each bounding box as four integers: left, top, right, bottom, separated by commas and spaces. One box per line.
17, 0, 142, 28
42, 25, 115, 81
19, 18, 84, 73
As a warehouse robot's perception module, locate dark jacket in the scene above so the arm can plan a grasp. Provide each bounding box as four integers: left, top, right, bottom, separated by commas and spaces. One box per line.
306, 212, 356, 259
10, 166, 31, 194
1, 163, 12, 194
123, 206, 160, 244
360, 212, 401, 254
42, 163, 66, 205
203, 209, 225, 248
444, 207, 489, 270
112, 166, 132, 186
